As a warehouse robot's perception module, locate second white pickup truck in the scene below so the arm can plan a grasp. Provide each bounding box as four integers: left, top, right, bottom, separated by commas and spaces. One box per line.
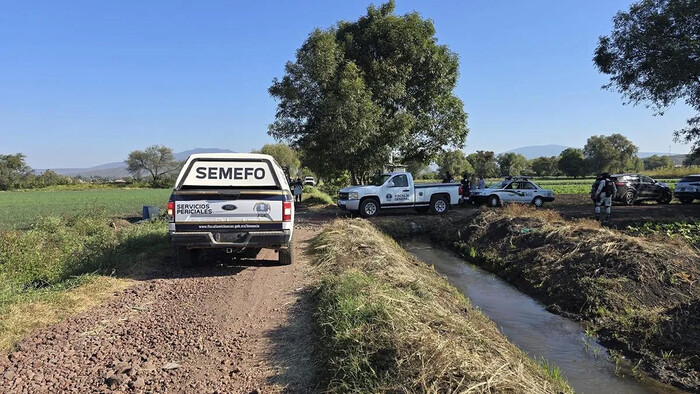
337, 172, 461, 217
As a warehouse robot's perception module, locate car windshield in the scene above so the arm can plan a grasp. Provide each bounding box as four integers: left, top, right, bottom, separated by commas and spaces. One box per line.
374, 174, 392, 186
490, 180, 509, 189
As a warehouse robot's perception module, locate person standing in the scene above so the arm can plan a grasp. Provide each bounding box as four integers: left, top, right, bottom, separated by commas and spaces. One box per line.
470, 174, 478, 190
477, 176, 487, 189
442, 172, 454, 183
591, 173, 614, 221
460, 173, 471, 205
293, 178, 303, 203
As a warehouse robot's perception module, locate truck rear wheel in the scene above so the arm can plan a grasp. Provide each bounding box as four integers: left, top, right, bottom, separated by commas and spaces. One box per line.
359, 198, 380, 218
177, 246, 200, 268
430, 196, 449, 214
278, 245, 293, 265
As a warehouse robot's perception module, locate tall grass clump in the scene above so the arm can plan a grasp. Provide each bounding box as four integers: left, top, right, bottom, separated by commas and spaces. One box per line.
301, 186, 335, 206
311, 219, 570, 393
0, 212, 167, 292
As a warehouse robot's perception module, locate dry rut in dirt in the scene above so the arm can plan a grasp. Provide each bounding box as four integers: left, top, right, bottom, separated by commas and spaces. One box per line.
0, 223, 323, 393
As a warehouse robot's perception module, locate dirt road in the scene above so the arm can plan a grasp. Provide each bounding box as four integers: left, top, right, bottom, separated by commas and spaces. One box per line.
0, 215, 331, 393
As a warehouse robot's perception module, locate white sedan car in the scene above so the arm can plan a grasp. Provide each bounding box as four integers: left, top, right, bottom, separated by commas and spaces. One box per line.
471, 177, 555, 207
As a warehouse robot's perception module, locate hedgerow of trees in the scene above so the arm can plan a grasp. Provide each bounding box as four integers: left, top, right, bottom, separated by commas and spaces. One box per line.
0, 153, 75, 190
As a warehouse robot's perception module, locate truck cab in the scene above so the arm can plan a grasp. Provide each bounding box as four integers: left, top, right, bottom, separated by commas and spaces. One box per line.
337, 172, 461, 217
167, 153, 294, 266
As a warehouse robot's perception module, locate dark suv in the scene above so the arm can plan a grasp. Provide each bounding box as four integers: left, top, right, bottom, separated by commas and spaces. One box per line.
610, 174, 673, 205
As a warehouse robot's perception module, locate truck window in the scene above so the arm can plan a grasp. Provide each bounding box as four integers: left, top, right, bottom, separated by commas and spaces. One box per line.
374, 174, 391, 186
390, 175, 409, 187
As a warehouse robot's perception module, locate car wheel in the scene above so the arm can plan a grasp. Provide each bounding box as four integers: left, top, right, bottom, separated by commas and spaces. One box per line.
623, 190, 636, 206
489, 195, 501, 207
278, 245, 293, 265
359, 198, 379, 218
680, 198, 694, 205
430, 196, 449, 214
177, 246, 199, 268
532, 196, 544, 208
658, 193, 672, 204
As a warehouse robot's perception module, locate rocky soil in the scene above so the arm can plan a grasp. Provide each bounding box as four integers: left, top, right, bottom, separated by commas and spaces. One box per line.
0, 211, 336, 393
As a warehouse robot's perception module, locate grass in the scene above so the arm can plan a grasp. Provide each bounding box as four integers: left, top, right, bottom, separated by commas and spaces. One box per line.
0, 188, 171, 229
0, 211, 169, 350
311, 219, 571, 393
300, 185, 335, 207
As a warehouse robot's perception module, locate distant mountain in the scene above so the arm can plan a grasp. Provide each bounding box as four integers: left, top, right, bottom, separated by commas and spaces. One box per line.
503, 145, 571, 159
39, 148, 235, 179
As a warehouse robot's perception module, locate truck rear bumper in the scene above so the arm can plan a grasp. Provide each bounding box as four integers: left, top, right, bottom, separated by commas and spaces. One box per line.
170, 230, 292, 249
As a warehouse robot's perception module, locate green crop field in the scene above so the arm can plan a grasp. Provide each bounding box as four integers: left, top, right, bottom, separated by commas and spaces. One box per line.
0, 188, 172, 229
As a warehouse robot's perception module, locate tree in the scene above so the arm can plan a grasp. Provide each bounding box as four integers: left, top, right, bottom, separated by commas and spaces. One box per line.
437, 150, 473, 178
583, 134, 639, 174
684, 151, 700, 166
268, 1, 468, 183
125, 145, 178, 186
530, 156, 560, 176
254, 143, 301, 176
466, 151, 499, 178
0, 153, 32, 190
594, 0, 700, 157
643, 154, 673, 170
558, 148, 587, 178
496, 152, 529, 176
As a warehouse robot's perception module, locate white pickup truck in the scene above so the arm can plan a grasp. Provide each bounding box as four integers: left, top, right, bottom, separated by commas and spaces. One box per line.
167, 153, 294, 267
337, 172, 461, 217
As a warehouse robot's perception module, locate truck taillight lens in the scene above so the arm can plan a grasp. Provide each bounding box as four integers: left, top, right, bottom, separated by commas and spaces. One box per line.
283, 201, 292, 222
458, 186, 463, 196
167, 201, 175, 220
615, 182, 624, 186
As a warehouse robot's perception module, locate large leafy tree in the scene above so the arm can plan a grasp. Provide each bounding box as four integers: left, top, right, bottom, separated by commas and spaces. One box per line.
557, 148, 587, 178
594, 0, 700, 156
466, 151, 499, 178
254, 143, 301, 176
530, 156, 560, 176
0, 153, 32, 190
496, 152, 529, 176
268, 1, 468, 183
583, 134, 639, 174
437, 149, 473, 178
642, 154, 673, 170
125, 145, 178, 186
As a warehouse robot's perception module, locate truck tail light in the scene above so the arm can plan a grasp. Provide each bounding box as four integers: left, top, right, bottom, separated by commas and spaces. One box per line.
283, 201, 292, 222
615, 182, 624, 186
167, 201, 175, 221
458, 186, 463, 196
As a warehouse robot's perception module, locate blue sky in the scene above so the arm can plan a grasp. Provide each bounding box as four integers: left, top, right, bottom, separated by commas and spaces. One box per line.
1, 0, 695, 168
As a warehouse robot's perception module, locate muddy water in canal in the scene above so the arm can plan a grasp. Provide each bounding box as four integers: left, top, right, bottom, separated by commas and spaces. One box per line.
404, 240, 684, 394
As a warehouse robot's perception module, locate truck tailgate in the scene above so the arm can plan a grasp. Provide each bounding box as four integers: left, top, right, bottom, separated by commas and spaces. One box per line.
174, 198, 284, 232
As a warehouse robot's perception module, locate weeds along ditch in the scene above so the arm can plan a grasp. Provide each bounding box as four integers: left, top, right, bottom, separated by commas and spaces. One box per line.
374, 207, 700, 391
310, 219, 571, 393
0, 211, 169, 350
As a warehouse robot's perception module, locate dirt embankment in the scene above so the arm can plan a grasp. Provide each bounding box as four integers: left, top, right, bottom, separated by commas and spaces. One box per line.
375, 207, 700, 391
310, 219, 571, 393
0, 226, 321, 393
